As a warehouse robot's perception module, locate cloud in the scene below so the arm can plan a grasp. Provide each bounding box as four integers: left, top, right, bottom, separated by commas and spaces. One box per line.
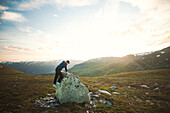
53, 0, 98, 7
157, 36, 170, 45
17, 0, 47, 11
120, 0, 170, 21
0, 40, 6, 42
1, 11, 26, 22
109, 0, 170, 48
28, 33, 40, 37
18, 26, 32, 32
17, 0, 98, 10
0, 5, 8, 11
17, 26, 43, 38
147, 35, 170, 47
53, 14, 58, 18
3, 45, 33, 52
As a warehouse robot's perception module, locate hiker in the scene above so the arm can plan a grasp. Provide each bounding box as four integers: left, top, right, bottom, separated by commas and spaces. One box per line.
53, 60, 70, 88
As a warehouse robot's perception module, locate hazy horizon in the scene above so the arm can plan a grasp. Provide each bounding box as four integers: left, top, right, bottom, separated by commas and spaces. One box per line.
0, 0, 170, 62
1, 45, 169, 62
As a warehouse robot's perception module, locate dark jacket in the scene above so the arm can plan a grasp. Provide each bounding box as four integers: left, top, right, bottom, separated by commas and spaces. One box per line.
56, 61, 68, 72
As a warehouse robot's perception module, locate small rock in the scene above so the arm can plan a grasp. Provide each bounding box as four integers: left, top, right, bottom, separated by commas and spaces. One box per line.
146, 100, 152, 103
106, 101, 112, 106
55, 103, 59, 106
17, 105, 21, 108
150, 103, 154, 105
90, 99, 98, 107
100, 99, 112, 106
91, 85, 96, 88
98, 89, 111, 95
85, 104, 92, 108
141, 85, 150, 89
93, 105, 96, 107
112, 92, 120, 95
92, 95, 99, 98
89, 92, 93, 95
49, 103, 55, 108
49, 99, 55, 103
111, 86, 116, 89
154, 83, 158, 86
90, 101, 93, 104
136, 98, 142, 102
145, 92, 149, 95
154, 87, 160, 91
47, 93, 51, 96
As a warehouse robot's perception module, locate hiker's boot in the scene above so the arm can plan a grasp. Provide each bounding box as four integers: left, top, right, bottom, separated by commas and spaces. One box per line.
53, 84, 57, 88
57, 82, 61, 86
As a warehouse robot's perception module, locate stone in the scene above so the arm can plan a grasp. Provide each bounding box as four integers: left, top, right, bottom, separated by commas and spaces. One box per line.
141, 85, 150, 89
34, 94, 60, 108
136, 98, 142, 102
100, 99, 112, 106
91, 85, 96, 88
145, 92, 149, 95
128, 86, 131, 88
146, 100, 152, 103
89, 92, 93, 95
56, 72, 90, 104
47, 93, 52, 96
98, 89, 111, 95
111, 86, 116, 89
154, 87, 160, 91
112, 92, 120, 95
85, 104, 92, 108
92, 95, 99, 98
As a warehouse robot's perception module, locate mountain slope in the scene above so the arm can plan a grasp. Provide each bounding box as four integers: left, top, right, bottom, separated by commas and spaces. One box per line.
0, 65, 25, 75
69, 46, 170, 77
0, 60, 83, 75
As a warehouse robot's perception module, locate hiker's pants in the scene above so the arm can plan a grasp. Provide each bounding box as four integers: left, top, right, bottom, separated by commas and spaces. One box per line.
53, 68, 63, 84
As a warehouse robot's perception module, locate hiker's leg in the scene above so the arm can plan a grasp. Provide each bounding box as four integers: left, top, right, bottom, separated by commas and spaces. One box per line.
58, 71, 63, 83
53, 68, 59, 84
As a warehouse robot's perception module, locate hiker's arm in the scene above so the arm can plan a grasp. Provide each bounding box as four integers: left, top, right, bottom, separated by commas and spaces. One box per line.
65, 66, 68, 72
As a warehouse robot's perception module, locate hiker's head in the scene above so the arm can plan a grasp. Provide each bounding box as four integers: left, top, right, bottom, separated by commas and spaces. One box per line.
66, 60, 70, 64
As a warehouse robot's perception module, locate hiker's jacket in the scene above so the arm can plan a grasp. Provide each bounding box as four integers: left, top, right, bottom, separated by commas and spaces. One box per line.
56, 61, 68, 72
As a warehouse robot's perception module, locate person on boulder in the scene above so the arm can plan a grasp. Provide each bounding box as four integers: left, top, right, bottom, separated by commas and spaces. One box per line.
53, 60, 70, 88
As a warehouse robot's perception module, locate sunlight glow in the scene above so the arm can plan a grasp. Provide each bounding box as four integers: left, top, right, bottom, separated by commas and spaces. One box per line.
0, 0, 169, 61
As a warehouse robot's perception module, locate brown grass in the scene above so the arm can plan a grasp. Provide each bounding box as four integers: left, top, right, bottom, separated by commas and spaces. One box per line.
0, 69, 170, 113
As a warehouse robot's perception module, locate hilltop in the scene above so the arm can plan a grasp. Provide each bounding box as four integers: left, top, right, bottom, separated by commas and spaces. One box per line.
69, 46, 170, 77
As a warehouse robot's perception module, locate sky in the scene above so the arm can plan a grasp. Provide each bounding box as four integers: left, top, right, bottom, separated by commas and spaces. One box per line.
0, 0, 170, 62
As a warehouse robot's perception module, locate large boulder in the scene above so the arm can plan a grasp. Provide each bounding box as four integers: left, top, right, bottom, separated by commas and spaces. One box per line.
55, 72, 90, 104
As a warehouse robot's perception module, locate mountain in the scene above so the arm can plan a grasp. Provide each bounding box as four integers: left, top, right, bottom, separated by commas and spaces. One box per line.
69, 46, 170, 77
0, 65, 25, 75
0, 60, 83, 75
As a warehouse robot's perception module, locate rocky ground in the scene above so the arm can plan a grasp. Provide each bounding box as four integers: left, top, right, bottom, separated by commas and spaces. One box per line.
33, 69, 170, 113
0, 69, 170, 113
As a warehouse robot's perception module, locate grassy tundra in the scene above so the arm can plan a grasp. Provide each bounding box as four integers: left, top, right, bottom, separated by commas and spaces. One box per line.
0, 66, 170, 113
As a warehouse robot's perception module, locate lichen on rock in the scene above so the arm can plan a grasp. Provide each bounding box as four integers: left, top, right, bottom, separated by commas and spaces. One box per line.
56, 72, 90, 104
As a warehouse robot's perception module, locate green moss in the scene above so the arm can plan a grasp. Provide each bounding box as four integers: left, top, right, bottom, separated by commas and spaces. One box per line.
55, 76, 90, 104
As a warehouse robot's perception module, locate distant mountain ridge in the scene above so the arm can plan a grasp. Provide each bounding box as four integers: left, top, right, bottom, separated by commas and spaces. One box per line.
0, 60, 83, 75
69, 46, 170, 77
